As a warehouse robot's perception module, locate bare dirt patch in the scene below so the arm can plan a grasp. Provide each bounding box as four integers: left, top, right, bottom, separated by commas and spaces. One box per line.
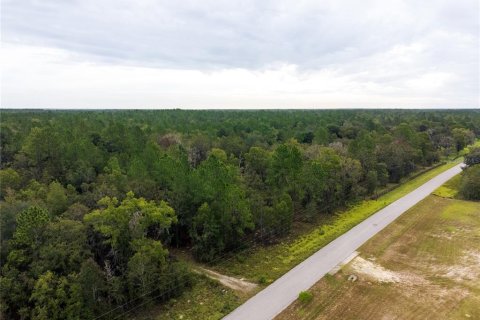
194, 267, 258, 294
349, 256, 401, 283
438, 250, 480, 282
348, 256, 428, 286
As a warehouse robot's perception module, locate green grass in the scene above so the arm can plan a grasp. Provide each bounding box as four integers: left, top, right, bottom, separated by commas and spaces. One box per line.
133, 274, 241, 320
440, 199, 480, 221
451, 293, 480, 320
433, 174, 461, 198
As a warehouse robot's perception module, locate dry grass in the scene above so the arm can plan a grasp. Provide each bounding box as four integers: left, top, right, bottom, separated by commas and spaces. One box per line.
276, 192, 480, 320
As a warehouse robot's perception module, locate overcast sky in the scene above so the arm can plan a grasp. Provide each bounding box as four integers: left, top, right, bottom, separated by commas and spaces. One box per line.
1, 0, 479, 109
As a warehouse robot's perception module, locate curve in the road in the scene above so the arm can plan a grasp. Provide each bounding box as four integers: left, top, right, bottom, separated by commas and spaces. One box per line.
223, 163, 463, 320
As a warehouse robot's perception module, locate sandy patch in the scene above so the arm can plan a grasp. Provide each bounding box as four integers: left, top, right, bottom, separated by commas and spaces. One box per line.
194, 267, 258, 293
441, 250, 480, 282
349, 256, 401, 283
428, 231, 453, 240
349, 256, 429, 286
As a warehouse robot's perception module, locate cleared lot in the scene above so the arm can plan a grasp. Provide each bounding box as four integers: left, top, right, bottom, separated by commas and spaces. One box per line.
276, 192, 480, 320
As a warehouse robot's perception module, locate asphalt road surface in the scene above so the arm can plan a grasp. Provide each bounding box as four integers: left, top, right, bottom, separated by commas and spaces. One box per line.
223, 163, 463, 320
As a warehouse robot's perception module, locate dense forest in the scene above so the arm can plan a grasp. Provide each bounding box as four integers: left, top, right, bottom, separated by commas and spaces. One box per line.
1, 109, 479, 319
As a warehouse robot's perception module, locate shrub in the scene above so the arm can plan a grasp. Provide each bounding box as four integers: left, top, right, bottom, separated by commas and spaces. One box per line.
298, 291, 313, 303
258, 275, 267, 284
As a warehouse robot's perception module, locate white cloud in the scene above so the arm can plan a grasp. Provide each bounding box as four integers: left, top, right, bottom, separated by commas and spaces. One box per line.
1, 0, 479, 108
406, 72, 455, 92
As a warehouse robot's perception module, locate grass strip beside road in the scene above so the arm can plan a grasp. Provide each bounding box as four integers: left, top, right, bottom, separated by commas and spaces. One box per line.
433, 174, 462, 199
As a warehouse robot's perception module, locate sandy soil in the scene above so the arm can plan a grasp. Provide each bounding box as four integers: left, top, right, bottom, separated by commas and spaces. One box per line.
349, 256, 401, 283
194, 267, 258, 293
437, 250, 480, 282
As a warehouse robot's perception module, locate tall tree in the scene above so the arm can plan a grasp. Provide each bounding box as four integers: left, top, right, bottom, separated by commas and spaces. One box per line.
190, 150, 253, 261
84, 191, 176, 268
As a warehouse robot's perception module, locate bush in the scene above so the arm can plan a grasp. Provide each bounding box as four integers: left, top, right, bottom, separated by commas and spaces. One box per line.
298, 291, 313, 303
258, 275, 267, 284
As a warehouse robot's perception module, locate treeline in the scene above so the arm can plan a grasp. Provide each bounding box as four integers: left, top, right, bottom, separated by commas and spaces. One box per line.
460, 147, 480, 200
0, 109, 479, 319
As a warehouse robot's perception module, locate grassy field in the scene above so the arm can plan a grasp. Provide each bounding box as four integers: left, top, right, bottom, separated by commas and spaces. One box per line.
276, 179, 480, 320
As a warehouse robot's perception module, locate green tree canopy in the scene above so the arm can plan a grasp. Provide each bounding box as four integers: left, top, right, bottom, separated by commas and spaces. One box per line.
84, 191, 176, 254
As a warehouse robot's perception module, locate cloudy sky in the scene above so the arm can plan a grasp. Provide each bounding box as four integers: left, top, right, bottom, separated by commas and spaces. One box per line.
1, 0, 479, 109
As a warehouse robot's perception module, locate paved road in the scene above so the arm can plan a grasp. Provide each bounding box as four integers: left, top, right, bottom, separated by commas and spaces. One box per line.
223, 163, 463, 320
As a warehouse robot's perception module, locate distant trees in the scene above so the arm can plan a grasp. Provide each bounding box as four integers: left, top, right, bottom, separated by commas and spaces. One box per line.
268, 141, 303, 200
46, 181, 68, 215
452, 128, 475, 152
0, 109, 479, 318
0, 168, 20, 196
